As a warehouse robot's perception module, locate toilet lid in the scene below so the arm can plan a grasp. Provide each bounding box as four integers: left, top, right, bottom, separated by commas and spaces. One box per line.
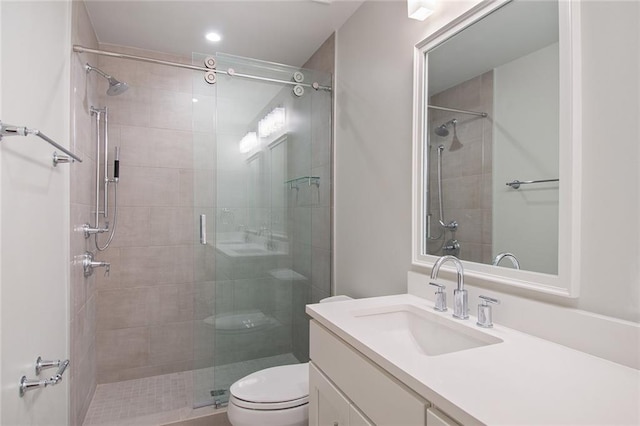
230, 363, 309, 408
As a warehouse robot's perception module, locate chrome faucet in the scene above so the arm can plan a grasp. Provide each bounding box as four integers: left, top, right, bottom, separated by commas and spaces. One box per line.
492, 252, 520, 269
430, 255, 468, 320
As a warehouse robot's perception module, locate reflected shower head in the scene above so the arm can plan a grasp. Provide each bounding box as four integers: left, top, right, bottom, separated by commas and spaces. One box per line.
434, 125, 449, 137
434, 118, 457, 137
85, 63, 129, 96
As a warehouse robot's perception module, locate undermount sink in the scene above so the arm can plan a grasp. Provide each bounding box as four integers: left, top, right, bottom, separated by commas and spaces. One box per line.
352, 304, 503, 356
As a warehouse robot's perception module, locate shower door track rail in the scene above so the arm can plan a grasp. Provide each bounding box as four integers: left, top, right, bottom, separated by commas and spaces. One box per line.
428, 104, 487, 117
72, 45, 332, 91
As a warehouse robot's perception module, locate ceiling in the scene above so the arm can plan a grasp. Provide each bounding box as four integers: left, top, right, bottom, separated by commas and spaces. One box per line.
84, 0, 364, 67
429, 0, 559, 94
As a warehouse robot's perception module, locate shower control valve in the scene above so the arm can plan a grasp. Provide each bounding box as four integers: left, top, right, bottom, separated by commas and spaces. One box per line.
81, 223, 108, 239
82, 251, 110, 277
440, 220, 458, 231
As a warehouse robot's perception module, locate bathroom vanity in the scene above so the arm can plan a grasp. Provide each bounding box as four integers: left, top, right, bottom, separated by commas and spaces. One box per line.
306, 294, 639, 425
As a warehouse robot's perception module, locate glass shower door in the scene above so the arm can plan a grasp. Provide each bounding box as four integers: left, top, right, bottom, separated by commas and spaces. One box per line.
191, 52, 332, 408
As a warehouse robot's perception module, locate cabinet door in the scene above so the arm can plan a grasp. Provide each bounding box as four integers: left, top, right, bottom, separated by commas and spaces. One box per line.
349, 405, 374, 426
311, 321, 427, 425
427, 408, 460, 426
310, 362, 350, 426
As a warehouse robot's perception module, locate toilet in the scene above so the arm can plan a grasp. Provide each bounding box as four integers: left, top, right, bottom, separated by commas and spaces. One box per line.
226, 295, 353, 426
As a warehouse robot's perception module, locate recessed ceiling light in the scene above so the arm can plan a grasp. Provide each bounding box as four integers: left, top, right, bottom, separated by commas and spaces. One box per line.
205, 32, 222, 42
192, 98, 199, 103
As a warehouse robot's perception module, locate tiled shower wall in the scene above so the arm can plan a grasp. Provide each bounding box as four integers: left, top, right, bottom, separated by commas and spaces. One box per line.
89, 44, 215, 384
428, 71, 493, 264
70, 2, 99, 424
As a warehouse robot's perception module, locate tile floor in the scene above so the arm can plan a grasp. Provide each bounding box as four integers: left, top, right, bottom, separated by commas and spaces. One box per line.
83, 353, 299, 425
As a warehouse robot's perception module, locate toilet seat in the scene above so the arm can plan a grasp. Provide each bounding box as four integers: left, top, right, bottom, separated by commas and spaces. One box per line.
229, 363, 309, 410
230, 394, 308, 410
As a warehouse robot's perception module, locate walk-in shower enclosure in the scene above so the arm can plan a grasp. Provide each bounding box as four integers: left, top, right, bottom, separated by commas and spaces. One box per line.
75, 42, 332, 423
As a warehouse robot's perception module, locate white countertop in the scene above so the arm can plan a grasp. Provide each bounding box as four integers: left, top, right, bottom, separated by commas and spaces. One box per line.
306, 294, 640, 425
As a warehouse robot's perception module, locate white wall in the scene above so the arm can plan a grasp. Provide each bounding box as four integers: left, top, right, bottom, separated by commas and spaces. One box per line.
1, 1, 72, 424
577, 0, 639, 322
334, 0, 481, 298
335, 1, 639, 324
493, 43, 559, 275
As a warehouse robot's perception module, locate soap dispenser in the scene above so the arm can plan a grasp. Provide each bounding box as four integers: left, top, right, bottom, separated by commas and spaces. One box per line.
477, 295, 500, 328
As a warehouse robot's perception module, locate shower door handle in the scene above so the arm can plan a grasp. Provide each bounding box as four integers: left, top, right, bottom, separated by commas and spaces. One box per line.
200, 214, 207, 245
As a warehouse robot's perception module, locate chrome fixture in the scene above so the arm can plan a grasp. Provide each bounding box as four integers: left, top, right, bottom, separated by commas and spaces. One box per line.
431, 255, 468, 320
84, 106, 120, 251
82, 251, 110, 277
19, 357, 69, 397
52, 152, 71, 166
493, 252, 521, 269
293, 71, 304, 83
0, 120, 82, 164
293, 85, 305, 97
435, 145, 458, 231
477, 295, 500, 328
434, 118, 457, 137
74, 45, 332, 93
428, 281, 447, 312
85, 63, 129, 96
434, 118, 464, 151
200, 214, 207, 245
35, 357, 64, 376
506, 178, 559, 190
443, 239, 460, 256
428, 104, 487, 117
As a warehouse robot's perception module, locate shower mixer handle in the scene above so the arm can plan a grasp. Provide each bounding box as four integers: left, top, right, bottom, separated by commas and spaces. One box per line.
439, 219, 458, 231
82, 251, 110, 277
81, 223, 109, 239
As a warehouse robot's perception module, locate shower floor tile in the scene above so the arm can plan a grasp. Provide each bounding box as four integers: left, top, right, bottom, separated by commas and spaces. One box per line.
83, 353, 299, 425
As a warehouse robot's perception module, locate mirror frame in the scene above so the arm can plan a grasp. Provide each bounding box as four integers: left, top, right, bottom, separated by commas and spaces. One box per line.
411, 0, 582, 297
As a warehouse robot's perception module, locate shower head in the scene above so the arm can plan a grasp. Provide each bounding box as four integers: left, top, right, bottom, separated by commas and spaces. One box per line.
106, 79, 129, 96
85, 63, 129, 96
434, 118, 463, 151
434, 118, 457, 137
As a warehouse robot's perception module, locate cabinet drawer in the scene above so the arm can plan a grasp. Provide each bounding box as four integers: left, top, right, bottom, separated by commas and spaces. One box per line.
426, 408, 460, 426
310, 321, 428, 425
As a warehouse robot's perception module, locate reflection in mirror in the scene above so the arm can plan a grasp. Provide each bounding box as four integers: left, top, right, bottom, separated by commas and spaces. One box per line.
269, 137, 287, 237
246, 152, 264, 232
425, 0, 559, 275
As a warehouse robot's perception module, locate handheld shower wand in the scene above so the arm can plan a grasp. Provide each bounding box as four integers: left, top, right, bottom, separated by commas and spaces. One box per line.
82, 107, 121, 251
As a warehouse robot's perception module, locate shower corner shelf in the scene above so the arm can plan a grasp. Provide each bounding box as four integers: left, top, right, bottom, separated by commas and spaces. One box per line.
286, 176, 320, 189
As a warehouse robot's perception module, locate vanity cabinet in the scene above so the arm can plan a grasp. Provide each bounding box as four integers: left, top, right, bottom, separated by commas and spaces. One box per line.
309, 362, 372, 426
310, 320, 460, 425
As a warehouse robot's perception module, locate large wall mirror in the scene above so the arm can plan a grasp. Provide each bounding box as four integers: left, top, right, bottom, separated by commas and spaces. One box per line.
412, 0, 581, 297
